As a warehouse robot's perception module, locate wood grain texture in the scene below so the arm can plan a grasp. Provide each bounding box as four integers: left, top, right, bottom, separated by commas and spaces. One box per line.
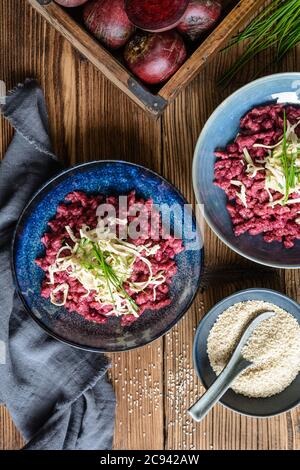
1, 0, 300, 451
27, 0, 266, 117
0, 0, 164, 451
27, 0, 168, 117
159, 0, 266, 102
161, 25, 300, 450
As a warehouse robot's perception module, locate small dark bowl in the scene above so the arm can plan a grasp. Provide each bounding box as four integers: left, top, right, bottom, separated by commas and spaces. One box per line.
193, 288, 300, 417
13, 161, 203, 352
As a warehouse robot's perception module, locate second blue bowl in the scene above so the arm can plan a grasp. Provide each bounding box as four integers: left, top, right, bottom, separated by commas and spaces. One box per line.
193, 73, 300, 268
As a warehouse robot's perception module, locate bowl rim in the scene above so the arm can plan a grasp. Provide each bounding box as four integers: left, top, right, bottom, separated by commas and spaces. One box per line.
192, 72, 300, 269
192, 287, 300, 418
12, 159, 204, 353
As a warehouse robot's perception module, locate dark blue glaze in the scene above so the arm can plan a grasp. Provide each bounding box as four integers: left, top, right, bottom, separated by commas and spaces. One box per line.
193, 288, 300, 417
13, 161, 203, 352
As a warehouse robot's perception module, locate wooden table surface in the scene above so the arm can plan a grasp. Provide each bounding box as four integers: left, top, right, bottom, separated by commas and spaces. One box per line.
1, 0, 300, 451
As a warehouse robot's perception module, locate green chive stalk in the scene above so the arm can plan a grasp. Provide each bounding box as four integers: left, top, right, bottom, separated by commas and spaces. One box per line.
92, 243, 138, 312
219, 0, 300, 86
281, 110, 290, 202
278, 110, 298, 204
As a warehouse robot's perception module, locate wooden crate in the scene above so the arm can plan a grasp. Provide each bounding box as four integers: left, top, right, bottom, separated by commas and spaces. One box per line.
28, 0, 265, 117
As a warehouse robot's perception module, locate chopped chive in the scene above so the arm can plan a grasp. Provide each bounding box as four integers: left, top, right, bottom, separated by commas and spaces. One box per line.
281, 110, 289, 202
92, 244, 115, 305
278, 110, 298, 203
219, 0, 300, 86
92, 243, 138, 312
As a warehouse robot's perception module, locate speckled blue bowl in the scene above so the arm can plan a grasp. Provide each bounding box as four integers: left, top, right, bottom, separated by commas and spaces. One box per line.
13, 161, 203, 352
193, 73, 300, 268
193, 288, 300, 417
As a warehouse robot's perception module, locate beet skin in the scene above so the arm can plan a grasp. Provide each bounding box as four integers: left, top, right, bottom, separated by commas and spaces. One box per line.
124, 31, 187, 85
83, 0, 135, 49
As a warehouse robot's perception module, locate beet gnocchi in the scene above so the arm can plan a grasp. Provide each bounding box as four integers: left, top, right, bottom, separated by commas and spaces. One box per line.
36, 191, 184, 326
214, 104, 300, 249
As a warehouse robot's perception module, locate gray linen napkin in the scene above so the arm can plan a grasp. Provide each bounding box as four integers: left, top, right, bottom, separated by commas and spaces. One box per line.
0, 79, 115, 450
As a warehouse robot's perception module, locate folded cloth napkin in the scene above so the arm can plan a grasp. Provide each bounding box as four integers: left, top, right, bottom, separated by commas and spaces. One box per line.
0, 79, 115, 450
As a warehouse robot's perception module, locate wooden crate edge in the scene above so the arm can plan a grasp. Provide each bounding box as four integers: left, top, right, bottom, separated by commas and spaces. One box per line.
28, 0, 167, 118
159, 0, 266, 103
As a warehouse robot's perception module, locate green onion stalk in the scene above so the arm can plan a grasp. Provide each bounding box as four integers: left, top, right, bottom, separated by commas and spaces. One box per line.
92, 243, 139, 313
277, 110, 297, 203
219, 0, 300, 86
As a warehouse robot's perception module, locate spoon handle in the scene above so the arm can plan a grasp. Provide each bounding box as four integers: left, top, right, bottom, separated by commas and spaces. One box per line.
188, 358, 250, 422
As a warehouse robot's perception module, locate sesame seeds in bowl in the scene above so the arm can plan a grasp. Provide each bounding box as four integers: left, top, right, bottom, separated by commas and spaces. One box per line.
193, 288, 300, 418
207, 300, 300, 399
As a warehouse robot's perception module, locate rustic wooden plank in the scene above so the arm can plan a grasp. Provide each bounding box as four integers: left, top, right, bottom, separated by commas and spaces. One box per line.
159, 0, 266, 102
27, 0, 266, 118
162, 34, 300, 450
0, 407, 25, 450
108, 342, 164, 450
284, 266, 300, 450
2, 0, 300, 452
0, 0, 164, 450
0, 0, 27, 451
280, 43, 300, 452
27, 0, 167, 117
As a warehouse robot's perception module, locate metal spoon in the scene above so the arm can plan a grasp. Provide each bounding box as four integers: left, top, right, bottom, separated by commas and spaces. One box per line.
188, 311, 276, 422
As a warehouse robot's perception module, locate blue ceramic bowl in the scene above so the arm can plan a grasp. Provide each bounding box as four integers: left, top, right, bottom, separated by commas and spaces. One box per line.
193, 288, 300, 417
13, 161, 203, 352
193, 73, 300, 268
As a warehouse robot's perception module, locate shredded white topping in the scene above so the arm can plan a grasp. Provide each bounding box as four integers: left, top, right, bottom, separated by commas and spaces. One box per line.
47, 222, 166, 318
242, 148, 265, 178
261, 119, 300, 205
231, 180, 248, 208
230, 118, 300, 208
50, 283, 69, 306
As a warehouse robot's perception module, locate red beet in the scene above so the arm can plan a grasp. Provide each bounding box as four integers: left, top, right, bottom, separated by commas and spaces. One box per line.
83, 0, 135, 50
125, 0, 189, 32
124, 31, 187, 85
177, 0, 222, 41
55, 0, 88, 6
